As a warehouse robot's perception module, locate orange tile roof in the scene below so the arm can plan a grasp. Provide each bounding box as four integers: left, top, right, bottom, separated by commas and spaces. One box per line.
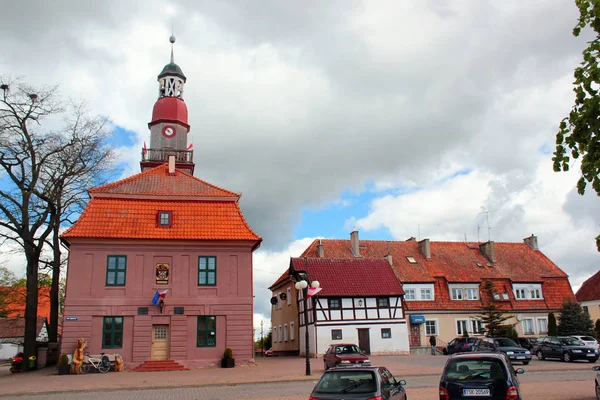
0, 317, 46, 339
0, 287, 51, 320
90, 164, 240, 199
299, 238, 574, 311
575, 269, 600, 302
62, 198, 260, 241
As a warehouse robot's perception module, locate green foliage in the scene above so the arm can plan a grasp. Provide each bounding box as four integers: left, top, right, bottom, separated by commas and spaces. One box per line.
557, 299, 595, 336
478, 280, 512, 337
223, 348, 233, 359
499, 325, 519, 340
548, 312, 558, 336
595, 318, 600, 338
554, 0, 600, 250
58, 353, 69, 366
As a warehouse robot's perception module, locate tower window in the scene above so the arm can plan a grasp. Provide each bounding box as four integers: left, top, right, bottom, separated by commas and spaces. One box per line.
157, 211, 172, 227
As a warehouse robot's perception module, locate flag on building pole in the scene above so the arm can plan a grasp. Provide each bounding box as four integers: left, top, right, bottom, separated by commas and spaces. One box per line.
186, 143, 193, 150
143, 141, 148, 155
307, 287, 322, 298
152, 289, 168, 306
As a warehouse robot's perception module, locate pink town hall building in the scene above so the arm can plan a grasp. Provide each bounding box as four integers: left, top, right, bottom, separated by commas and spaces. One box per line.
60, 38, 261, 370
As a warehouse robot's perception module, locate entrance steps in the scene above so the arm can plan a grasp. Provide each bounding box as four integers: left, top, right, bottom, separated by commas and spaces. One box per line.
134, 360, 188, 372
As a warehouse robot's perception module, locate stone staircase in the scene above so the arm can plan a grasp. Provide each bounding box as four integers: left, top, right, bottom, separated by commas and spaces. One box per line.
134, 360, 188, 372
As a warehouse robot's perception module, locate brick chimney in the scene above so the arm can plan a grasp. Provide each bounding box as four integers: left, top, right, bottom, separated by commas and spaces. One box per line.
479, 241, 496, 263
418, 238, 431, 260
317, 240, 325, 258
350, 230, 360, 257
523, 234, 538, 251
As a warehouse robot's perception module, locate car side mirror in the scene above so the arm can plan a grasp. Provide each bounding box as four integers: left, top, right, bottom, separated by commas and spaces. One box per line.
593, 366, 600, 371
515, 368, 525, 375
398, 380, 406, 386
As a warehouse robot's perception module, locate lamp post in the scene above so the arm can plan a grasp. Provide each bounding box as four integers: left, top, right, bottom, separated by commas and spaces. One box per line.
295, 278, 320, 376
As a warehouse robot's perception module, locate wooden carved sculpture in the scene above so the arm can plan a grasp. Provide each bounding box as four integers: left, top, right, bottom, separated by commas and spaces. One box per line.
114, 355, 124, 372
70, 337, 87, 374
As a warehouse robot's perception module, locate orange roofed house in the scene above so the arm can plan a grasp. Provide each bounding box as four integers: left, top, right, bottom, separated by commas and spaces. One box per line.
60, 40, 261, 370
299, 232, 575, 350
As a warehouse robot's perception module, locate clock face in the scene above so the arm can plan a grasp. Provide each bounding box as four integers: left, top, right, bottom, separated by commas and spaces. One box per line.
162, 125, 176, 138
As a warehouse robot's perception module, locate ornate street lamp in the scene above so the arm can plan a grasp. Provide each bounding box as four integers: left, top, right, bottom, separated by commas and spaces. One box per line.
295, 277, 320, 376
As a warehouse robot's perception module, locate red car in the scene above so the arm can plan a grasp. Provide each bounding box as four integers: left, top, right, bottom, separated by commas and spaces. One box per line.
264, 348, 273, 357
323, 344, 371, 370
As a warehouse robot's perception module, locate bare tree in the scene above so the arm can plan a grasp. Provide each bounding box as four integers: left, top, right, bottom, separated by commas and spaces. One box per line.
0, 77, 114, 370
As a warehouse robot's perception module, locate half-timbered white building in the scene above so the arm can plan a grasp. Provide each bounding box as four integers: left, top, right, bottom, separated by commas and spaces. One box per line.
269, 257, 410, 356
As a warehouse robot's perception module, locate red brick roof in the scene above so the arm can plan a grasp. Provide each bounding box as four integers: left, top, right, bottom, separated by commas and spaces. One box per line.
61, 198, 260, 241
576, 269, 600, 302
0, 317, 46, 339
289, 258, 404, 297
0, 287, 51, 320
89, 164, 240, 199
299, 239, 574, 311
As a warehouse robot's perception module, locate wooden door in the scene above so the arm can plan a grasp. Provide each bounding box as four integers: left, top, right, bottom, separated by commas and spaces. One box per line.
357, 328, 371, 355
409, 323, 421, 347
151, 325, 169, 360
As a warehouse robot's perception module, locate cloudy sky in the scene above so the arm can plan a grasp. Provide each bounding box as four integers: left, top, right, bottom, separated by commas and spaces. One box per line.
1, 0, 599, 332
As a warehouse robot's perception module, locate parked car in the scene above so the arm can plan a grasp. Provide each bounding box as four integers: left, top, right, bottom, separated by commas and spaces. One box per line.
473, 337, 532, 364
264, 348, 273, 357
442, 337, 479, 355
571, 335, 600, 352
309, 366, 407, 400
535, 336, 599, 363
593, 365, 600, 400
323, 344, 371, 370
517, 337, 543, 351
439, 352, 524, 400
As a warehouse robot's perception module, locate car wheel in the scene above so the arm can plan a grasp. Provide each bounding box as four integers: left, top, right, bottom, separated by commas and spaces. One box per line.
562, 352, 572, 363
522, 361, 529, 365
324, 361, 328, 371
589, 358, 598, 363
536, 350, 545, 360
443, 348, 448, 355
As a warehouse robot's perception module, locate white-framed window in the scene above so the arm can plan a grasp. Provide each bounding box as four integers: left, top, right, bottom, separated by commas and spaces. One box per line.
466, 288, 479, 300
287, 287, 292, 305
421, 288, 433, 300
284, 324, 288, 341
536, 318, 548, 334
521, 318, 534, 335
471, 319, 484, 334
513, 284, 543, 300
405, 289, 416, 300
290, 321, 295, 340
425, 320, 438, 335
273, 327, 278, 343
451, 288, 463, 300
456, 319, 468, 336
278, 325, 283, 342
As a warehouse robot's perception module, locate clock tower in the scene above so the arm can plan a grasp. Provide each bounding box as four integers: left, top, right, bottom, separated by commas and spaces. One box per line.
141, 35, 194, 174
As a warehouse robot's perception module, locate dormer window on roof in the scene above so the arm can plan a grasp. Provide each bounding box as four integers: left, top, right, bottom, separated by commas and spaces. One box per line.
158, 211, 172, 227
406, 256, 417, 264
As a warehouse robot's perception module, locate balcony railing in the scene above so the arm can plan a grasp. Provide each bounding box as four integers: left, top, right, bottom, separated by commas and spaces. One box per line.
141, 148, 194, 163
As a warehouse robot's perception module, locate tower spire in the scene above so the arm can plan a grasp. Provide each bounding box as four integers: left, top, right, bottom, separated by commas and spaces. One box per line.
169, 34, 176, 64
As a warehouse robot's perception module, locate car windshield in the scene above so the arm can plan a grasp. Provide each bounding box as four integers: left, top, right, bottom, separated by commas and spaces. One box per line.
313, 370, 377, 394
560, 337, 582, 345
444, 359, 507, 382
494, 338, 518, 347
336, 345, 361, 354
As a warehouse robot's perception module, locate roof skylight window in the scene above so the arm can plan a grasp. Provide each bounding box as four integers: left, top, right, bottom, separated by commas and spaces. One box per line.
406, 256, 417, 264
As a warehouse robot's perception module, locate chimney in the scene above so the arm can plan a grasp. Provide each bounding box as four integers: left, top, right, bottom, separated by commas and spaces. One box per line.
317, 240, 325, 258
350, 230, 360, 257
418, 238, 431, 260
479, 240, 496, 263
385, 254, 393, 266
168, 155, 176, 174
523, 234, 538, 251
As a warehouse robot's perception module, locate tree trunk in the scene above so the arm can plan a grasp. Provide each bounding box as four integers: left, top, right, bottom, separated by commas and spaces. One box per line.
49, 216, 60, 343
23, 254, 39, 372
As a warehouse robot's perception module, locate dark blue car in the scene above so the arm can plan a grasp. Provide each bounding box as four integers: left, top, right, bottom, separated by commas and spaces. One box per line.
443, 337, 479, 355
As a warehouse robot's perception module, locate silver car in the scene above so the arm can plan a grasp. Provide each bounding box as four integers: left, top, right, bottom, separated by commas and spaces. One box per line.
573, 335, 600, 352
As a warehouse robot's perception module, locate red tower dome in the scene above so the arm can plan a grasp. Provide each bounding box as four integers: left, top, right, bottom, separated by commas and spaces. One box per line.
149, 96, 189, 128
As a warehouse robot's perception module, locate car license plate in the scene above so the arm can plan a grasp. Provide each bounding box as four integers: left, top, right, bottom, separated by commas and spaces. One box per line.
587, 353, 595, 357
516, 356, 525, 359
463, 389, 490, 396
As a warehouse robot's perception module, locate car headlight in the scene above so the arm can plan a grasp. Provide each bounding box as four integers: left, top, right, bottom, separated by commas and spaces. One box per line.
363, 359, 370, 363
506, 351, 514, 355
340, 360, 351, 364
525, 351, 531, 355
572, 350, 582, 353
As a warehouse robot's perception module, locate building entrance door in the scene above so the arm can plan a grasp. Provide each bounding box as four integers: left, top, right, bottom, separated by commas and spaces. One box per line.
357, 328, 371, 355
151, 325, 169, 360
409, 323, 421, 347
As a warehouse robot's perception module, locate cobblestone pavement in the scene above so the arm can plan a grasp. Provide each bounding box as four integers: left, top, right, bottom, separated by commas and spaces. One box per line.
0, 368, 597, 399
